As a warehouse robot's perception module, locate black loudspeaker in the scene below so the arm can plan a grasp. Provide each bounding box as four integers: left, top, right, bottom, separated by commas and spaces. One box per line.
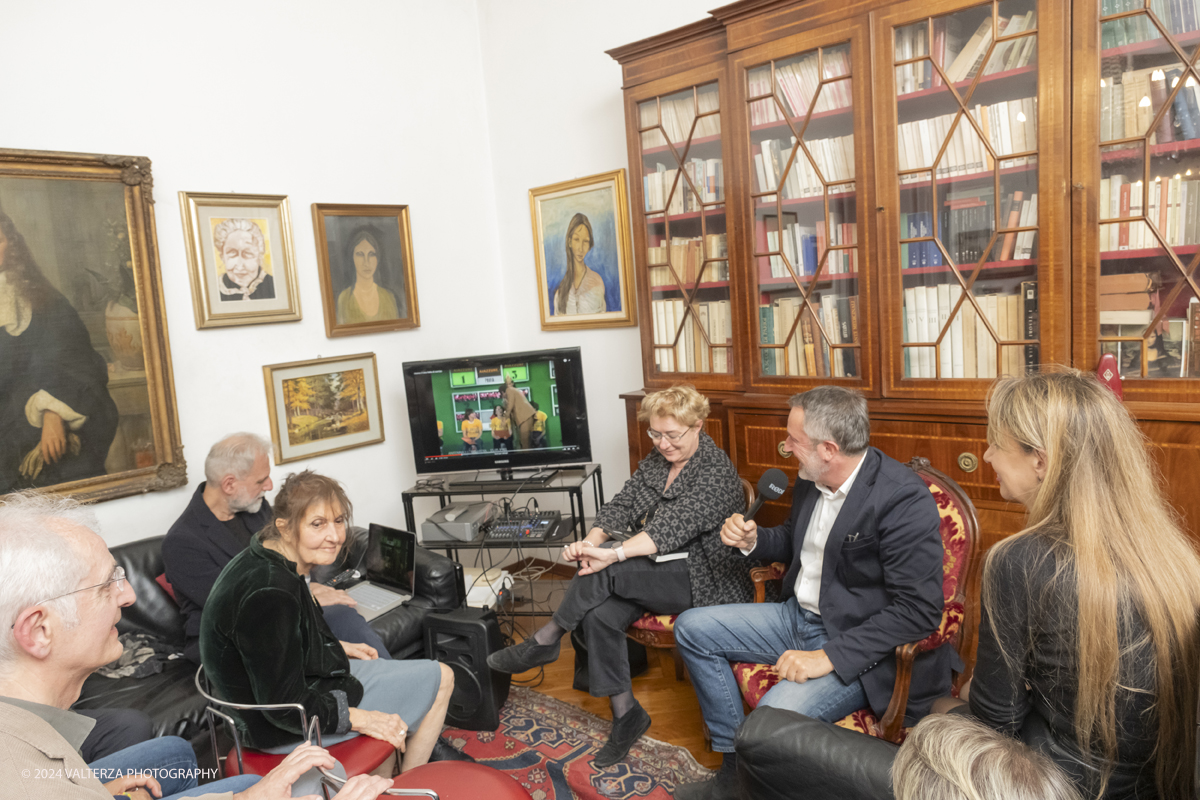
423, 607, 510, 731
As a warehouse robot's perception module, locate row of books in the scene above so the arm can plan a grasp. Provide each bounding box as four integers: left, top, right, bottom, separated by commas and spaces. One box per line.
1100, 0, 1184, 51
901, 190, 1038, 266
1099, 175, 1200, 251
644, 158, 725, 214
896, 99, 1038, 176
1100, 67, 1200, 145
759, 293, 859, 378
749, 49, 853, 126
647, 235, 730, 289
639, 86, 721, 145
753, 134, 855, 195
902, 282, 1039, 378
895, 11, 1038, 95
652, 299, 732, 373
761, 217, 858, 277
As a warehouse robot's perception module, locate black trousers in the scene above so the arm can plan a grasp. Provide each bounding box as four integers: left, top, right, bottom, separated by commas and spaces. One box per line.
552, 555, 692, 696
75, 707, 154, 762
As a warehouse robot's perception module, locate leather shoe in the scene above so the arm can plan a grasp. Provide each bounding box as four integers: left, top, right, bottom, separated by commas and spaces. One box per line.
593, 701, 651, 768
429, 737, 475, 763
487, 636, 561, 674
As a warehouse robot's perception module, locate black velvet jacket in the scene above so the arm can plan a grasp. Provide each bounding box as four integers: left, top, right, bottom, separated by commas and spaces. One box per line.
200, 536, 363, 749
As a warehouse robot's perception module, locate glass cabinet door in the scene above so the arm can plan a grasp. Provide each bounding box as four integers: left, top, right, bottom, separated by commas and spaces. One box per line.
1092, 4, 1200, 382
636, 81, 733, 377
881, 0, 1045, 388
744, 42, 865, 384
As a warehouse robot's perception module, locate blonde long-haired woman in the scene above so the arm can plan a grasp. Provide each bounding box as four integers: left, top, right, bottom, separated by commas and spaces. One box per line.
970, 369, 1200, 799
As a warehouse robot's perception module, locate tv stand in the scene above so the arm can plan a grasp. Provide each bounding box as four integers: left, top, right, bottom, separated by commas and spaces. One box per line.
446, 468, 559, 491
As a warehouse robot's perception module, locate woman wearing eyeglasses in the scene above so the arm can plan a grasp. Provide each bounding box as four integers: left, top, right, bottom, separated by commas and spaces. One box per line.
487, 384, 757, 768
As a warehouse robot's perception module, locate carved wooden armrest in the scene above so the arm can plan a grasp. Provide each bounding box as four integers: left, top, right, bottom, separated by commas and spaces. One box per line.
750, 562, 787, 604
875, 602, 965, 743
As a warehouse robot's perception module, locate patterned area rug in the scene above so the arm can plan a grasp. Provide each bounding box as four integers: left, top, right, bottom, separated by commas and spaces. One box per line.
443, 686, 712, 800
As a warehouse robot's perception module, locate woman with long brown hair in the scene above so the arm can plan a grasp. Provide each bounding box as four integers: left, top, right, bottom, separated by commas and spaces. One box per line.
971, 369, 1200, 798
553, 212, 606, 315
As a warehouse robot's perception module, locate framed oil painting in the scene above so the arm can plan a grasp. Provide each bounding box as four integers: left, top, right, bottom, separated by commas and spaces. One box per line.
312, 203, 420, 337
263, 352, 384, 464
529, 169, 636, 330
179, 191, 302, 329
0, 148, 185, 502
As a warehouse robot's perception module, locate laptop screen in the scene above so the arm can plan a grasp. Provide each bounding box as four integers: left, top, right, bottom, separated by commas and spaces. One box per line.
363, 523, 416, 595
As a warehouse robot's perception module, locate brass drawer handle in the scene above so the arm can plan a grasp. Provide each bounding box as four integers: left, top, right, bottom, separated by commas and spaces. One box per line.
777, 441, 789, 459
958, 453, 979, 473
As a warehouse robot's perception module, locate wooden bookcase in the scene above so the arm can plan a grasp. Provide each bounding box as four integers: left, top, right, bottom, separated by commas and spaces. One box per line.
610, 0, 1200, 549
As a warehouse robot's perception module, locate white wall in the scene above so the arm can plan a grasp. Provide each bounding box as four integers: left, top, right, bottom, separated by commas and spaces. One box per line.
3, 0, 713, 546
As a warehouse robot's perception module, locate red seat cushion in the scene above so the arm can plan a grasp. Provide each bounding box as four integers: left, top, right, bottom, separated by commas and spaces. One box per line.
224, 735, 396, 777
629, 612, 678, 633
392, 762, 532, 799
155, 573, 177, 603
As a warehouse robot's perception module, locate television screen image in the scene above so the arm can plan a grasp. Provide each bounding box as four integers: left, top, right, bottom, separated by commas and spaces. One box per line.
403, 347, 591, 479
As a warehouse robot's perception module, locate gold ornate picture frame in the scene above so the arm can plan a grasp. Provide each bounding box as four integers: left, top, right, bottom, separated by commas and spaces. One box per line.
529, 168, 637, 330
179, 191, 302, 329
0, 148, 185, 502
263, 352, 384, 464
311, 203, 420, 337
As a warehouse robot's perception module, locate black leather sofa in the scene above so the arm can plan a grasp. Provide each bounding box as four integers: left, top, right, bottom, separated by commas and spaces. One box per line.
735, 707, 898, 800
71, 528, 461, 745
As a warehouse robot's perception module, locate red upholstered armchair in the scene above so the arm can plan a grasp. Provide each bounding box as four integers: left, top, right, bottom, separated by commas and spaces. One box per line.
731, 456, 981, 744
626, 479, 756, 680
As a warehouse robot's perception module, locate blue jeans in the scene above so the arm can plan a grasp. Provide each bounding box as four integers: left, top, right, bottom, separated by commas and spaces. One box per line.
88, 735, 260, 799
674, 597, 868, 752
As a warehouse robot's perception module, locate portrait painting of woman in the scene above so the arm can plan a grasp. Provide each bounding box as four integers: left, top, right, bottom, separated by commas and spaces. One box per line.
312, 204, 420, 337
530, 169, 636, 330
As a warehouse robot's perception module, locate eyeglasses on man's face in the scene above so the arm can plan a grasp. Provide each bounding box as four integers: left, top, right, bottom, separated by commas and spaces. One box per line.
10, 566, 127, 630
647, 424, 696, 442
39, 566, 127, 605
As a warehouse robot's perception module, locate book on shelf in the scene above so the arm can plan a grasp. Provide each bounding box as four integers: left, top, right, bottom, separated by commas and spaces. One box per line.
1100, 172, 1200, 251
757, 294, 855, 377
896, 100, 1036, 176
751, 50, 853, 126
754, 135, 856, 195
1101, 66, 1200, 146
643, 158, 725, 213
647, 235, 729, 288
640, 87, 721, 144
1099, 271, 1159, 294
902, 285, 1036, 378
650, 298, 732, 373
1100, 0, 1160, 51
922, 11, 1036, 91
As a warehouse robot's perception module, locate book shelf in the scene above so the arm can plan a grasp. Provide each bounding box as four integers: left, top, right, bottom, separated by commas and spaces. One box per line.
611, 0, 1200, 547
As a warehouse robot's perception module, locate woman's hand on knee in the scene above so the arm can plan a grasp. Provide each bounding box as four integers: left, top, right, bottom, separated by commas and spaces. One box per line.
340, 640, 379, 660
349, 708, 408, 751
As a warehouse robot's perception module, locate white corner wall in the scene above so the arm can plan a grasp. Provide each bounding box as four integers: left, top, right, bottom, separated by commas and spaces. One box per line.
4, 0, 713, 546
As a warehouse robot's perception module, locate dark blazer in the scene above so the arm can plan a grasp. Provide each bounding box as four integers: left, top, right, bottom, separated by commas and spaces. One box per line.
162, 483, 273, 663
752, 447, 948, 723
200, 536, 361, 749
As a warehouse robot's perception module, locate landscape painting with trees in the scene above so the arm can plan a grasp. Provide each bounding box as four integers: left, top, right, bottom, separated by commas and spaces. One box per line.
263, 352, 383, 464
282, 368, 369, 445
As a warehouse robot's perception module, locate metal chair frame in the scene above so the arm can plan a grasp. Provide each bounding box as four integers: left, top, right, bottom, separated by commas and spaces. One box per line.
194, 665, 437, 799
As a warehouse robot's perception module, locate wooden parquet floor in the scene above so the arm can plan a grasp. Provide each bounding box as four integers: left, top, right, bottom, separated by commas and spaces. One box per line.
505, 613, 721, 770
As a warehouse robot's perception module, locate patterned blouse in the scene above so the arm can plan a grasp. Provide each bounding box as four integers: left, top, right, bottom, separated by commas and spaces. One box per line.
595, 431, 759, 607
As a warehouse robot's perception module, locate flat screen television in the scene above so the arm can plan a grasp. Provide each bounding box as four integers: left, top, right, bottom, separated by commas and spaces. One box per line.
402, 347, 591, 485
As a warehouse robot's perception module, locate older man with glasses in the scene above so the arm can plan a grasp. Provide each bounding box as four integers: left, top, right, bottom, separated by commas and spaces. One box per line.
486, 384, 763, 769
0, 492, 391, 800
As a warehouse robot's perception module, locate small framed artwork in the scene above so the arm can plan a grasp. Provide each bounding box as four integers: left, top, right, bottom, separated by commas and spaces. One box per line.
311, 203, 420, 337
0, 148, 185, 503
262, 352, 384, 464
179, 191, 302, 329
529, 168, 636, 330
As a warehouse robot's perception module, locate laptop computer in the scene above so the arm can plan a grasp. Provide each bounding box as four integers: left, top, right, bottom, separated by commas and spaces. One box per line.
345, 524, 416, 621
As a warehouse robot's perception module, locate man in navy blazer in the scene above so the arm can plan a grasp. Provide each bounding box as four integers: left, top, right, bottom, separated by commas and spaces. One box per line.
675, 387, 946, 800
162, 433, 387, 663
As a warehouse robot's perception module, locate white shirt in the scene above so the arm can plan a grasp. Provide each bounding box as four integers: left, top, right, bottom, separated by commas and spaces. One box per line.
742, 454, 866, 615
793, 455, 866, 614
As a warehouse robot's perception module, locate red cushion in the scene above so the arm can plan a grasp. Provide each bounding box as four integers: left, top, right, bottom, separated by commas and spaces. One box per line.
392, 762, 532, 799
155, 573, 177, 603
629, 612, 678, 633
224, 735, 395, 777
